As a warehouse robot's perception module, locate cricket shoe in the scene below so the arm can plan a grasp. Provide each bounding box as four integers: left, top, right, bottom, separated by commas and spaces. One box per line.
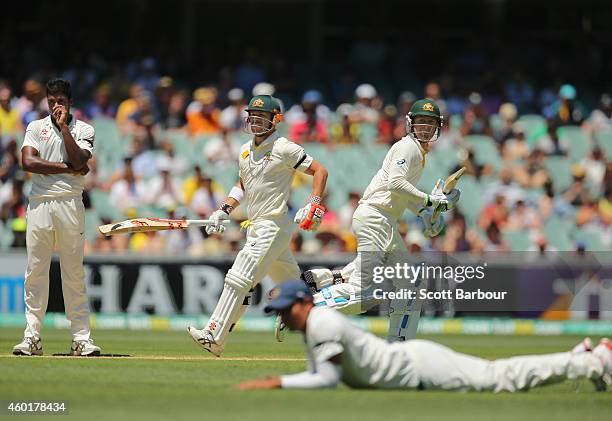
571, 337, 593, 354
12, 336, 43, 356
187, 327, 223, 357
70, 339, 101, 356
592, 338, 612, 391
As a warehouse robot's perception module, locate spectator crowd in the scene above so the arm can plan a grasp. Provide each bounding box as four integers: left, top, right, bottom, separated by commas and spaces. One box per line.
0, 59, 610, 256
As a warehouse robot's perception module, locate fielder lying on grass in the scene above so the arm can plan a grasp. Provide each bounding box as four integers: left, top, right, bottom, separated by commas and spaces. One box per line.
235, 280, 611, 392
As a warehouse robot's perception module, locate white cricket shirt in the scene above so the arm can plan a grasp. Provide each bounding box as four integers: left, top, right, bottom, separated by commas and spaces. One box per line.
21, 115, 94, 199
305, 306, 420, 389
360, 136, 426, 220
238, 132, 312, 221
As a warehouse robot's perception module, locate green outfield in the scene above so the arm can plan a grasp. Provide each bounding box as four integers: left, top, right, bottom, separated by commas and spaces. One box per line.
1, 328, 610, 421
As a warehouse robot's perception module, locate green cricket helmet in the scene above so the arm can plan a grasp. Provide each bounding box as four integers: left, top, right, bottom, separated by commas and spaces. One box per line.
244, 95, 284, 136
406, 98, 443, 143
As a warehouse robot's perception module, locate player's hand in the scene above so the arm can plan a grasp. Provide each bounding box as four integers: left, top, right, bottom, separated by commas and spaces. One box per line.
234, 377, 282, 390
66, 163, 90, 176
424, 188, 460, 212
294, 198, 325, 231
206, 209, 229, 235
53, 104, 68, 127
418, 208, 445, 237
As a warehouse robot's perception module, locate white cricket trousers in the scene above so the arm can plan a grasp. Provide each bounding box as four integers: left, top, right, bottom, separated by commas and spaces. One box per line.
24, 195, 91, 341
404, 340, 604, 392
206, 214, 301, 349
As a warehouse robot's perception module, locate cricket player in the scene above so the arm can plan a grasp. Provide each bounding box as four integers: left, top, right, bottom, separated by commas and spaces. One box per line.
236, 280, 612, 392
188, 94, 328, 356
13, 78, 101, 356
301, 99, 459, 341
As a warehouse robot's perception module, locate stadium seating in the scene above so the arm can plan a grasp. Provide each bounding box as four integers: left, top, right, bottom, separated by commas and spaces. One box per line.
464, 135, 502, 171
594, 129, 612, 157
557, 126, 592, 162
544, 156, 573, 194
503, 229, 531, 251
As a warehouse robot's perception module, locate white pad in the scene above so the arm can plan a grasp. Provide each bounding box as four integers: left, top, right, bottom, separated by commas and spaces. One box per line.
387, 278, 425, 342
206, 251, 258, 346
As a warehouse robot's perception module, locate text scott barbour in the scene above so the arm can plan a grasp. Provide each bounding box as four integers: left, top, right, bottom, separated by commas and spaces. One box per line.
373, 288, 508, 301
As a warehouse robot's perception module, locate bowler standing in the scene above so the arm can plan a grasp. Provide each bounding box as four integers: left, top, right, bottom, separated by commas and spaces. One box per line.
13, 78, 101, 356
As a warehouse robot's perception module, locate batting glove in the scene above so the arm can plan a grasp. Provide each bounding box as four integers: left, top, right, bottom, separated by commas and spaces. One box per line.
206, 208, 230, 235
423, 188, 461, 212
418, 208, 445, 238
294, 196, 326, 231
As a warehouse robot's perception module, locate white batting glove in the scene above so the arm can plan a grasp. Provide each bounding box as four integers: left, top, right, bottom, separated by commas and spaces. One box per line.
424, 188, 461, 212
206, 209, 230, 235
418, 208, 446, 237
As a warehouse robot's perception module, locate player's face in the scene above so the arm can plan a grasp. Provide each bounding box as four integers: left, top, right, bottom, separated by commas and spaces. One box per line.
412, 115, 438, 142
279, 301, 309, 332
244, 111, 274, 136
47, 94, 71, 113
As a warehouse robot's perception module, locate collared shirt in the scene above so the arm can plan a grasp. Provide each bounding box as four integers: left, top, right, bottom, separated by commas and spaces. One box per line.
21, 115, 94, 198
359, 135, 426, 220
305, 306, 419, 389
238, 132, 313, 220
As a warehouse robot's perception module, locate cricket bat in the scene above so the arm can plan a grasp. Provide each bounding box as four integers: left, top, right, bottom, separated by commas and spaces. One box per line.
98, 218, 230, 236
431, 167, 466, 222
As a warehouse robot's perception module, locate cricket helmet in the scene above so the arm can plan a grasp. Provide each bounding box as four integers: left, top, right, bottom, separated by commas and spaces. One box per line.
406, 98, 443, 143
244, 95, 283, 136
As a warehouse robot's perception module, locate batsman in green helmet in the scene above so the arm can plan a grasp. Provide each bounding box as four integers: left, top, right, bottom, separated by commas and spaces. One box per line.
187, 93, 329, 355
406, 98, 443, 144
299, 97, 460, 343
243, 94, 284, 136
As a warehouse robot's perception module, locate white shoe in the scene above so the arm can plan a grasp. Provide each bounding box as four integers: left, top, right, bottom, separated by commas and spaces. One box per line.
187, 327, 223, 357
13, 336, 43, 356
274, 315, 286, 342
70, 339, 101, 356
571, 337, 593, 354
592, 338, 612, 390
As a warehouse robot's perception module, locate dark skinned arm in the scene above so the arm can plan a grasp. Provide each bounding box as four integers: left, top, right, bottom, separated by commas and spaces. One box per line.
53, 105, 91, 170
21, 146, 86, 175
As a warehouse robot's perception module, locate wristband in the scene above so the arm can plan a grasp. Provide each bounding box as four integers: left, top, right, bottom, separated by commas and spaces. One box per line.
229, 186, 244, 202
220, 203, 234, 215
310, 195, 322, 205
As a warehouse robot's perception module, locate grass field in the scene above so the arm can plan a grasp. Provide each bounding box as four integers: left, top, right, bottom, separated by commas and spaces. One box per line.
1, 327, 610, 421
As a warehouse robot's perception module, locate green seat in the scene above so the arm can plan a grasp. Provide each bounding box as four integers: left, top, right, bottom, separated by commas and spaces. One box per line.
517, 114, 547, 146
503, 229, 531, 251
573, 228, 606, 251
455, 175, 485, 226
0, 224, 14, 250
557, 126, 592, 162
544, 156, 572, 194
594, 130, 612, 157
84, 210, 102, 242
464, 135, 501, 171
90, 189, 123, 220
358, 123, 378, 146
542, 216, 574, 250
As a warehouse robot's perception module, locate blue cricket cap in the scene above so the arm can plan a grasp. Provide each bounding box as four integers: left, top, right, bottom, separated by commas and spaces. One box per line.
264, 280, 313, 314
302, 90, 322, 104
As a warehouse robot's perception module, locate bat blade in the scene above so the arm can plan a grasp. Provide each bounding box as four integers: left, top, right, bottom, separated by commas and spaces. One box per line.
98, 218, 188, 236
431, 167, 466, 222
98, 218, 227, 236
442, 167, 466, 194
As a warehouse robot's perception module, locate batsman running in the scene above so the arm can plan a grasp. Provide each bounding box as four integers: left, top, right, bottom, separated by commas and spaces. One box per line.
188, 95, 328, 356
301, 99, 460, 342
